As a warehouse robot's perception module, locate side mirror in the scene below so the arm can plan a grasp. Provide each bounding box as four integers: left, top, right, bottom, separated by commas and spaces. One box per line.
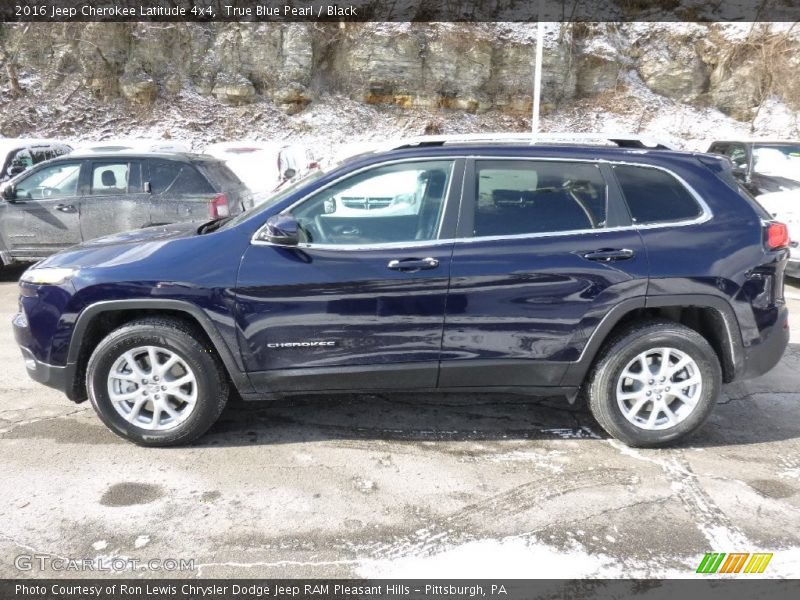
283, 168, 297, 180
1, 182, 16, 201
262, 214, 300, 246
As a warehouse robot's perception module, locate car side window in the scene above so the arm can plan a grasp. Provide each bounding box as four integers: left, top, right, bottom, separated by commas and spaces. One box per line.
614, 165, 702, 224
472, 160, 607, 237
14, 162, 81, 200
149, 160, 214, 195
289, 160, 454, 245
90, 162, 143, 195
725, 145, 748, 168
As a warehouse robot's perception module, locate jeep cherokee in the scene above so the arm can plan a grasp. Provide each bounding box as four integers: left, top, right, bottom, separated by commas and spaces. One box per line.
12, 135, 790, 447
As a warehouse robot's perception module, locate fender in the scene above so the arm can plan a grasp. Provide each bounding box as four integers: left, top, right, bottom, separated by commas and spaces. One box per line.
66, 299, 254, 394
560, 294, 743, 386
645, 293, 744, 380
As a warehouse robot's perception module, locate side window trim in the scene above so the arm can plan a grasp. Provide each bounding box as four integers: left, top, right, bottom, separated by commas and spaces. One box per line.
599, 162, 633, 228
253, 157, 465, 250
610, 162, 712, 228
251, 157, 712, 248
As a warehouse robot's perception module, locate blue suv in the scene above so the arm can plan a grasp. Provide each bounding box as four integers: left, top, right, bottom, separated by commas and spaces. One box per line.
12, 135, 790, 447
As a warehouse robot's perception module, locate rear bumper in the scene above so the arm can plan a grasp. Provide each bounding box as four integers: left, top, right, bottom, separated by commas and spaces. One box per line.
740, 304, 790, 380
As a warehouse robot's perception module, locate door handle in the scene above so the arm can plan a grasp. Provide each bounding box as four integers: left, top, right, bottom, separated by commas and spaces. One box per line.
55, 204, 76, 213
387, 257, 439, 271
582, 248, 635, 262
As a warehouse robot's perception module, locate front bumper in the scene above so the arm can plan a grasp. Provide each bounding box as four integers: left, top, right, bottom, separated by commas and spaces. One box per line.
13, 311, 70, 395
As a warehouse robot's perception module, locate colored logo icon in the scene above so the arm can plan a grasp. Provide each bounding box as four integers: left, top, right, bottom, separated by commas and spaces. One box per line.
696, 552, 773, 574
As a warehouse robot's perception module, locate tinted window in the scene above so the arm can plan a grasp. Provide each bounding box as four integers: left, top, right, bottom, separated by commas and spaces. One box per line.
149, 160, 214, 195
614, 165, 702, 224
472, 160, 607, 237
15, 162, 81, 199
196, 161, 242, 191
287, 160, 454, 245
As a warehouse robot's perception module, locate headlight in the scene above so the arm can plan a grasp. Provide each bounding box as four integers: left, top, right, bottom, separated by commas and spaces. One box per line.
20, 267, 79, 285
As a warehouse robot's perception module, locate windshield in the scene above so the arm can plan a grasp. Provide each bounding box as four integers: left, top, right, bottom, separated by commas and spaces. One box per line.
753, 144, 800, 180
218, 169, 325, 230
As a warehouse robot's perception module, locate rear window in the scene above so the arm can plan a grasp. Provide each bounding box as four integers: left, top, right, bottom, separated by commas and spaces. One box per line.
149, 159, 214, 195
196, 161, 244, 191
614, 165, 702, 224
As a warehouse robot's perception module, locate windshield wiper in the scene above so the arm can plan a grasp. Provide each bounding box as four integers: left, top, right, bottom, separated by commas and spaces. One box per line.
197, 217, 232, 235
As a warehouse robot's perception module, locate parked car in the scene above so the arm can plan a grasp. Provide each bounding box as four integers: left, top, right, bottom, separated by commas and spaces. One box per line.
13, 134, 789, 447
708, 140, 800, 277
707, 140, 800, 196
203, 142, 317, 199
72, 139, 192, 154
750, 190, 800, 278
0, 151, 252, 265
0, 138, 72, 183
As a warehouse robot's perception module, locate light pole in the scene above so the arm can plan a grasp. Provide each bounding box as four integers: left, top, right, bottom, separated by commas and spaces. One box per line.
532, 0, 545, 138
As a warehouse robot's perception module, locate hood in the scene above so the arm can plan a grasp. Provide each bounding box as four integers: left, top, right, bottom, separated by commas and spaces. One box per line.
750, 172, 800, 195
79, 221, 202, 248
36, 221, 203, 270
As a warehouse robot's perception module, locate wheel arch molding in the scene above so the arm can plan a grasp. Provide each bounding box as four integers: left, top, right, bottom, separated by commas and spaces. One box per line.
66, 299, 253, 397
562, 294, 743, 386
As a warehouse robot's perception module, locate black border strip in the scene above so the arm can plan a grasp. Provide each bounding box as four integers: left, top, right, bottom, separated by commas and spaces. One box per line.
3, 0, 800, 23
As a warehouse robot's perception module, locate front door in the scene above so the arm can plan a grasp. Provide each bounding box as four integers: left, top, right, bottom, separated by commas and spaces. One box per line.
80, 159, 151, 242
0, 160, 83, 258
439, 158, 649, 388
235, 158, 464, 393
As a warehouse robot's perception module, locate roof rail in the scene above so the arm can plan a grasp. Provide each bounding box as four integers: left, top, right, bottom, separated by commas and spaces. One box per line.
381, 132, 674, 151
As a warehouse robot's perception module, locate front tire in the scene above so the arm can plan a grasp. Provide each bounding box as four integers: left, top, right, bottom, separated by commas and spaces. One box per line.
586, 320, 721, 448
86, 317, 229, 446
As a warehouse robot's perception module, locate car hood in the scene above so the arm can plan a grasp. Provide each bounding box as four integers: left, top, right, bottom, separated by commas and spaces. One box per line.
35, 221, 202, 270
80, 221, 202, 247
751, 172, 800, 194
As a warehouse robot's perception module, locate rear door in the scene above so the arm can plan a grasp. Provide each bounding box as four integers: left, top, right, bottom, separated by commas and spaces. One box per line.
0, 160, 83, 258
79, 159, 150, 242
439, 158, 649, 388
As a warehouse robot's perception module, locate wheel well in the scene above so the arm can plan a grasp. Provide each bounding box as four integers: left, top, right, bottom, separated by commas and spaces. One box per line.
602, 306, 735, 382
68, 309, 222, 402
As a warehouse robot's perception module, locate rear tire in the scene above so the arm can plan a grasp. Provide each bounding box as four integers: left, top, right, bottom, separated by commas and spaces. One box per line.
86, 317, 228, 447
586, 320, 721, 448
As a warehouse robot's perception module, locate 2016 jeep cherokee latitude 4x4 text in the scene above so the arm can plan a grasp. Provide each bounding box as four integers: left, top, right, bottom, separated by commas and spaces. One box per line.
12, 135, 790, 447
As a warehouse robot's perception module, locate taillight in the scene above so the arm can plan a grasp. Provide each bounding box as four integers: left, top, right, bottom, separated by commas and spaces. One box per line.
767, 221, 789, 249
209, 193, 229, 218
